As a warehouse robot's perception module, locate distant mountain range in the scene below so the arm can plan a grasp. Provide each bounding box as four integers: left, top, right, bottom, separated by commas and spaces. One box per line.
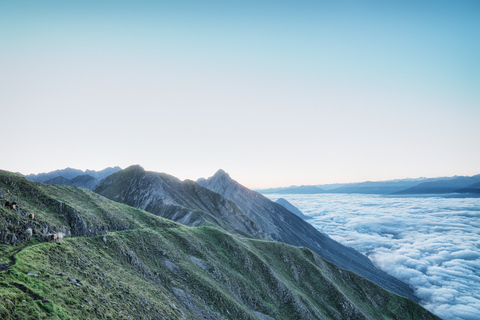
22, 166, 122, 190
24, 167, 480, 196
393, 175, 480, 195
258, 174, 480, 196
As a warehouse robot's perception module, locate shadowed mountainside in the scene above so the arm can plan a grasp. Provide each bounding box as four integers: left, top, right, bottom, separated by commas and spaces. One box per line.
45, 175, 100, 190
94, 165, 265, 239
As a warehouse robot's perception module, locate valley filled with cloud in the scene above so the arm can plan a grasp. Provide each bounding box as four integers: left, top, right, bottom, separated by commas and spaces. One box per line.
266, 194, 480, 320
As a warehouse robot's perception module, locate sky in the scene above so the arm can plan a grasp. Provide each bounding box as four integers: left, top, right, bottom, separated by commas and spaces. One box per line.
1, 0, 479, 188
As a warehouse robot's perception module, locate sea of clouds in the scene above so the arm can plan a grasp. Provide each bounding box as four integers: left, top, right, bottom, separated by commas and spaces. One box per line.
265, 193, 480, 320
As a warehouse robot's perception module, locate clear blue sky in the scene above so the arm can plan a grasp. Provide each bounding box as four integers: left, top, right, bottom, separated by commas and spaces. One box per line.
1, 0, 479, 188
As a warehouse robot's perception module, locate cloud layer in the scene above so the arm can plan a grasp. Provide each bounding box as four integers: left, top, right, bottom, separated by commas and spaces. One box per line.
265, 194, 480, 320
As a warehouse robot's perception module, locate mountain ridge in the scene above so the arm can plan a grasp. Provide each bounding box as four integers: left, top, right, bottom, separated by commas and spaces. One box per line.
95, 165, 266, 239
94, 166, 419, 300
44, 174, 100, 190
0, 169, 440, 319
23, 166, 122, 183
197, 169, 418, 302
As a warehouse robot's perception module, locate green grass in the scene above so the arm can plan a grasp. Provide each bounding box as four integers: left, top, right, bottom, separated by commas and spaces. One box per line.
0, 225, 439, 320
0, 170, 440, 320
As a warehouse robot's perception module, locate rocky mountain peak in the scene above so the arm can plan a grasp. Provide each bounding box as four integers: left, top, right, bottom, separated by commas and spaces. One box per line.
197, 169, 244, 197
210, 169, 232, 184
95, 166, 266, 239
124, 164, 145, 172
213, 168, 228, 177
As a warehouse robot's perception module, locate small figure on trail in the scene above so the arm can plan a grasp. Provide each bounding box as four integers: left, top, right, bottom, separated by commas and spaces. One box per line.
48, 232, 64, 242
49, 233, 57, 242
4, 201, 17, 210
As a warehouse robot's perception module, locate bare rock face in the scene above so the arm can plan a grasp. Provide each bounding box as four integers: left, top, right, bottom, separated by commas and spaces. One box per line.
95, 165, 266, 239
197, 169, 419, 302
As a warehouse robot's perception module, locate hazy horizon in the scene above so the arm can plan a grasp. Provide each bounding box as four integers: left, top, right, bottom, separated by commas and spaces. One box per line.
14, 164, 480, 190
2, 0, 479, 189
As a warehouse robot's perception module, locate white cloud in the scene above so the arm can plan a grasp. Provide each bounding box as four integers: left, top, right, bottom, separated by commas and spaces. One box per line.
265, 194, 480, 320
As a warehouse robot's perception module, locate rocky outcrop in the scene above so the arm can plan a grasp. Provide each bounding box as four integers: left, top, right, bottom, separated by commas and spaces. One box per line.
0, 194, 124, 246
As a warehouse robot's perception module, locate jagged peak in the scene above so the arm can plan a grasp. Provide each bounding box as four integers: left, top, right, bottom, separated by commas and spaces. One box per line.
197, 169, 253, 197
212, 169, 230, 180
197, 169, 239, 191
209, 169, 239, 189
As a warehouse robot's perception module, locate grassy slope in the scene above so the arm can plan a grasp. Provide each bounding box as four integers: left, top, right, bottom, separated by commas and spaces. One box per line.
0, 169, 176, 244
0, 171, 439, 320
